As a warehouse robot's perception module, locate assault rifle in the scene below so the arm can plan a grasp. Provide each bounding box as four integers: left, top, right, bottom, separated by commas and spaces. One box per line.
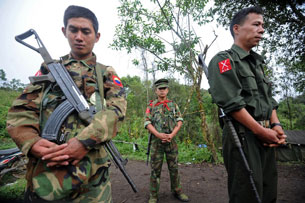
15, 29, 138, 193
198, 54, 261, 203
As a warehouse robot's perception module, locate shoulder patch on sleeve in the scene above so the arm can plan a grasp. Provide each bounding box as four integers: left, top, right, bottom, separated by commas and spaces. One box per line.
35, 70, 42, 76
112, 75, 123, 87
218, 58, 232, 74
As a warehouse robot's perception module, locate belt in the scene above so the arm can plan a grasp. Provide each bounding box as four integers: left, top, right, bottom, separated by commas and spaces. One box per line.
257, 120, 270, 128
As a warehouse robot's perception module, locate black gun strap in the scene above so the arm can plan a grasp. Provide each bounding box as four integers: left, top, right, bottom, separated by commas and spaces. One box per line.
95, 63, 107, 111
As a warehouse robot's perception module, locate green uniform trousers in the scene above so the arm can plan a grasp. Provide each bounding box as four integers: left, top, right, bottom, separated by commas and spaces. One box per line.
223, 124, 277, 203
150, 138, 182, 199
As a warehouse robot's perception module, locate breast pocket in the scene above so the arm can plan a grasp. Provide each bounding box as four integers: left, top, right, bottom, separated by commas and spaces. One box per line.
239, 68, 258, 91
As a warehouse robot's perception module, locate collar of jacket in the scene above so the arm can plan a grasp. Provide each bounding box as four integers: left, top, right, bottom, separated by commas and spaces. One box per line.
60, 53, 97, 69
231, 44, 264, 63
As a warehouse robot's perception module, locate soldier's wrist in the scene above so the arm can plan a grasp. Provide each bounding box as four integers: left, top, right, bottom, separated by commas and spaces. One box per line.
270, 123, 282, 129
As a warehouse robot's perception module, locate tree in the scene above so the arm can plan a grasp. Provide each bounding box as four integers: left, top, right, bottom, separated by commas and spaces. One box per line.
0, 69, 25, 91
277, 92, 305, 130
206, 0, 305, 92
112, 0, 220, 161
0, 69, 7, 82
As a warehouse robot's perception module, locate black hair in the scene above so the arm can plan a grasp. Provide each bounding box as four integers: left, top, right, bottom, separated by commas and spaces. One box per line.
63, 5, 99, 34
230, 6, 263, 38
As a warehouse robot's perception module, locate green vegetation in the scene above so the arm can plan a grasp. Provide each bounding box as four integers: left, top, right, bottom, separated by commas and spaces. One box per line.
0, 89, 20, 141
0, 177, 26, 201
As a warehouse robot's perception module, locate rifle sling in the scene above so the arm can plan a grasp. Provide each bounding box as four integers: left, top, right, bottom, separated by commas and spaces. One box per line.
95, 63, 107, 111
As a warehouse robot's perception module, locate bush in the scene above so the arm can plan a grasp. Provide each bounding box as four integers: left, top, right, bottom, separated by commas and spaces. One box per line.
0, 89, 20, 139
0, 177, 26, 201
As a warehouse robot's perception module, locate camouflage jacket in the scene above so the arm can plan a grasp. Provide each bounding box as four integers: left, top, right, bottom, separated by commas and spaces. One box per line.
144, 99, 183, 135
6, 53, 127, 200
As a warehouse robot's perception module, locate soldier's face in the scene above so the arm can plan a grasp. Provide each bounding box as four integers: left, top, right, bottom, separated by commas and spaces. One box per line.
155, 87, 168, 98
62, 17, 100, 60
233, 13, 264, 51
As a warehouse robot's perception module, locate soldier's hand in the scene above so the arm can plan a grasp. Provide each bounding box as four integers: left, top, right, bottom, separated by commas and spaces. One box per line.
256, 128, 280, 144
272, 125, 287, 145
158, 133, 167, 142
165, 134, 173, 142
263, 126, 287, 147
30, 139, 68, 159
42, 138, 89, 167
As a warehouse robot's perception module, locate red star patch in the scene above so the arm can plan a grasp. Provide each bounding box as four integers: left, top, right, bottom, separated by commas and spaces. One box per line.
218, 59, 232, 74
35, 69, 42, 76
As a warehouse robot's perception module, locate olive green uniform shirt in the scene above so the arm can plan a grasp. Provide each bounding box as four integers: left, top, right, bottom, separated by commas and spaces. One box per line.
208, 44, 278, 120
208, 44, 278, 203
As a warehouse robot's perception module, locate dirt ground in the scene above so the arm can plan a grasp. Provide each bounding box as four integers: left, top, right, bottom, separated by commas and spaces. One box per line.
110, 160, 305, 203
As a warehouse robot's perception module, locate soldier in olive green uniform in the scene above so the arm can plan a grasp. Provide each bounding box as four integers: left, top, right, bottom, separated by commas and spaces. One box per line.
6, 5, 126, 203
208, 7, 286, 203
144, 79, 189, 203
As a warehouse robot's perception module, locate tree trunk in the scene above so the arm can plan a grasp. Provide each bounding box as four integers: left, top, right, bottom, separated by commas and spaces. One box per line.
194, 85, 218, 162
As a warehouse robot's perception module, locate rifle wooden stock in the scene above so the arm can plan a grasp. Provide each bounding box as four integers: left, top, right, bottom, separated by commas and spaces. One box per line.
16, 29, 138, 193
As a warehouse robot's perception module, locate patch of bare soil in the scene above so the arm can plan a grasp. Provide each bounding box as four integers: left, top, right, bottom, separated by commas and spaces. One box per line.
110, 160, 305, 203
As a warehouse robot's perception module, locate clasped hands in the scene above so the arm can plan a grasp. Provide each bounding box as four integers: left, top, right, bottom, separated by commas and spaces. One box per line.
158, 133, 174, 143
259, 125, 287, 147
30, 137, 89, 167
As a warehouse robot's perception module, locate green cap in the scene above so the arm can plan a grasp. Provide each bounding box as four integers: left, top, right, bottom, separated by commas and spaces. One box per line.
154, 78, 169, 88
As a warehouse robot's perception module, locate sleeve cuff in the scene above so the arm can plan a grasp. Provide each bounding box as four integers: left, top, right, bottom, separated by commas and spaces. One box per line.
144, 121, 151, 128
176, 118, 183, 122
220, 96, 246, 114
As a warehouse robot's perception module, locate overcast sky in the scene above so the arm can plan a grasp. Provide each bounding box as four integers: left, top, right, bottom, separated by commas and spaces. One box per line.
0, 0, 233, 89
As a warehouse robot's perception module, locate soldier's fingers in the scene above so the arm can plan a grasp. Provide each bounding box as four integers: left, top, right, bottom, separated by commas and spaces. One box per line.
47, 154, 70, 162
278, 134, 287, 139
46, 161, 69, 167
44, 143, 68, 154
268, 143, 280, 147
277, 138, 286, 145
72, 159, 80, 166
42, 148, 67, 160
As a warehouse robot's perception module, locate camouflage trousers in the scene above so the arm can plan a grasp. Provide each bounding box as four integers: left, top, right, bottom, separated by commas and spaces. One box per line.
25, 167, 112, 203
149, 138, 182, 199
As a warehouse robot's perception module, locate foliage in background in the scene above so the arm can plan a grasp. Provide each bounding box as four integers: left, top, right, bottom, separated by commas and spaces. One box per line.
0, 69, 26, 91
0, 177, 26, 201
277, 94, 305, 130
0, 89, 20, 140
112, 0, 220, 161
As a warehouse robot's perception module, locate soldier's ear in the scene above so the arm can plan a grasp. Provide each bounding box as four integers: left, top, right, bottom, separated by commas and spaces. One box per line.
62, 27, 67, 37
233, 24, 239, 37
95, 32, 101, 43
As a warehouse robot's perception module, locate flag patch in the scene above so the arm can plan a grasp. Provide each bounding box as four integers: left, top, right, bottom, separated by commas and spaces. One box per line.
112, 75, 123, 87
218, 59, 232, 74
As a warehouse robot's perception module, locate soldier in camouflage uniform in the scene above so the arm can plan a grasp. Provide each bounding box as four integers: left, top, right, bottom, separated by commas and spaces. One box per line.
6, 5, 126, 203
144, 79, 189, 203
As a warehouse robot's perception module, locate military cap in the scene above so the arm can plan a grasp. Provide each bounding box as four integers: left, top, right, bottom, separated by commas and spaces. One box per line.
154, 78, 169, 88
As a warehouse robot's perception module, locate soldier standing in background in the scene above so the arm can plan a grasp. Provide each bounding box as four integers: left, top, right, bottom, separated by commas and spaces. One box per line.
144, 79, 189, 203
7, 5, 126, 202
208, 6, 286, 203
